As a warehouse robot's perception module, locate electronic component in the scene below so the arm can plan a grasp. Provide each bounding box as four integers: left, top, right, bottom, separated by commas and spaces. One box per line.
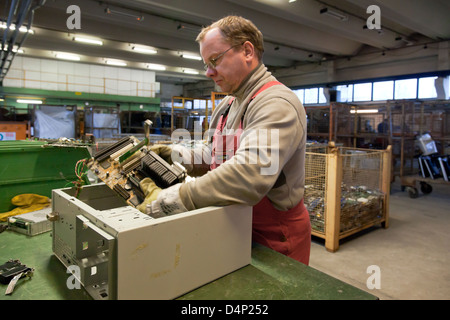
87, 135, 187, 208
93, 136, 132, 163
0, 259, 33, 285
7, 207, 52, 236
140, 151, 186, 188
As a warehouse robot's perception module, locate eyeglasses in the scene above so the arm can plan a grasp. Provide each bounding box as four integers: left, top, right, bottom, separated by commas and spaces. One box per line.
203, 44, 241, 71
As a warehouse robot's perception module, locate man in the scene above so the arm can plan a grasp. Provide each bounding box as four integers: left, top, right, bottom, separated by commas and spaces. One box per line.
140, 16, 311, 265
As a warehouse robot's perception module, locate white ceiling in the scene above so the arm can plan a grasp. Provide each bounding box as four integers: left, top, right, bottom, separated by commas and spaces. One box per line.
1, 0, 449, 85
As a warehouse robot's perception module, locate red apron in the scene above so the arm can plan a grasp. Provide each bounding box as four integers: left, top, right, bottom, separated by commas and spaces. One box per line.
210, 82, 311, 265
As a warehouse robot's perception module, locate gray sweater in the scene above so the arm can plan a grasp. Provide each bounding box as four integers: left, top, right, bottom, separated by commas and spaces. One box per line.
179, 64, 307, 211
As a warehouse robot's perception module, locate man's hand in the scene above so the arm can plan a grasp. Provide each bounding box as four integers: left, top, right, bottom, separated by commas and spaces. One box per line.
137, 179, 188, 218
150, 144, 173, 164
137, 177, 161, 213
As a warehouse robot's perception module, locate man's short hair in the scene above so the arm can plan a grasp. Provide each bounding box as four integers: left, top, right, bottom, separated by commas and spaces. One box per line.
196, 15, 264, 61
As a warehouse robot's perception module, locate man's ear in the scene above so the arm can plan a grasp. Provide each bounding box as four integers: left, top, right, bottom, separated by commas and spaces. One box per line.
243, 41, 255, 61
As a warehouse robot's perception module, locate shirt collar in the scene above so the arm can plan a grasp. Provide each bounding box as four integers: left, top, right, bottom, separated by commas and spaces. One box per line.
231, 63, 265, 99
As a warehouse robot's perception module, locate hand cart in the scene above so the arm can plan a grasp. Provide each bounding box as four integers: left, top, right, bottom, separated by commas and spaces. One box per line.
401, 174, 449, 198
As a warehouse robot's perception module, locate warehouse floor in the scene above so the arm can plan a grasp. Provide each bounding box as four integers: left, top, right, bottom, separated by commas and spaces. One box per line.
309, 178, 450, 300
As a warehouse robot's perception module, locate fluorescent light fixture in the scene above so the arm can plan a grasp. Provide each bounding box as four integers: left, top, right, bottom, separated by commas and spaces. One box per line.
183, 69, 199, 75
350, 109, 379, 114
181, 54, 202, 61
147, 63, 166, 71
56, 52, 81, 61
289, 0, 297, 3
320, 7, 348, 21
105, 7, 144, 21
17, 99, 43, 104
74, 37, 103, 45
18, 26, 34, 34
106, 60, 127, 66
132, 46, 157, 54
0, 22, 34, 33
2, 46, 23, 53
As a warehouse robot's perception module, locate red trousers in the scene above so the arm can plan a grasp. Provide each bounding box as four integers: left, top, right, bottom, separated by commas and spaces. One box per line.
252, 197, 311, 265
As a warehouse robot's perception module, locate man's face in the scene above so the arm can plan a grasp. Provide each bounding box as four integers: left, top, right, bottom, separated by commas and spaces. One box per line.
199, 28, 248, 93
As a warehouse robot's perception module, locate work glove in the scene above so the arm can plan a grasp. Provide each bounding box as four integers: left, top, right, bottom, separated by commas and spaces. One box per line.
137, 177, 162, 213
138, 180, 188, 218
150, 144, 173, 164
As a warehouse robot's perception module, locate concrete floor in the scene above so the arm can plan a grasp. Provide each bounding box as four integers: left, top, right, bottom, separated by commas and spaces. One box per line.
309, 178, 450, 300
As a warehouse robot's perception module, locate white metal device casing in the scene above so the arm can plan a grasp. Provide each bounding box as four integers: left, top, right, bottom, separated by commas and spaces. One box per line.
51, 183, 252, 300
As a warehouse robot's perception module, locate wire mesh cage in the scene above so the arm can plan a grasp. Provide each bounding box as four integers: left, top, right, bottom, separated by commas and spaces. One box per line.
304, 143, 391, 252
339, 148, 386, 234
306, 101, 450, 200
304, 145, 327, 233
305, 107, 333, 143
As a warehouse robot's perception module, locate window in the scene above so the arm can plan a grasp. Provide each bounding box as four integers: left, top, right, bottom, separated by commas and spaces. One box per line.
293, 89, 304, 104
184, 100, 193, 109
446, 76, 450, 99
373, 80, 394, 101
293, 87, 326, 104
336, 85, 353, 102
319, 88, 327, 103
292, 75, 445, 105
304, 88, 318, 104
418, 77, 437, 99
353, 82, 372, 102
195, 99, 208, 110
394, 78, 417, 99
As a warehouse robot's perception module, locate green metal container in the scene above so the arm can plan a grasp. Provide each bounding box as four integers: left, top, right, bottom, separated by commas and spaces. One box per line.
0, 140, 91, 212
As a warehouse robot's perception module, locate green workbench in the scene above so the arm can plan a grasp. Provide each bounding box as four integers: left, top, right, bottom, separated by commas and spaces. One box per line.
0, 227, 377, 300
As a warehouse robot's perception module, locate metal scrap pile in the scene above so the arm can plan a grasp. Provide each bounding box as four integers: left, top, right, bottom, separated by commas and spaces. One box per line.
304, 184, 384, 233
339, 185, 384, 233
304, 185, 325, 232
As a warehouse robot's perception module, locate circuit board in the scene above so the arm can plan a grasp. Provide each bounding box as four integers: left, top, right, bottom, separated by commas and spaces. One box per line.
87, 136, 186, 208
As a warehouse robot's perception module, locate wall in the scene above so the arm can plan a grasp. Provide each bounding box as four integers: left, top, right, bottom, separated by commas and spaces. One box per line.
3, 56, 160, 98
160, 82, 184, 102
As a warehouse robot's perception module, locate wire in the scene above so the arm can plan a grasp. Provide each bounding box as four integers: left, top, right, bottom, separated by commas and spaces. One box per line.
64, 158, 90, 197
